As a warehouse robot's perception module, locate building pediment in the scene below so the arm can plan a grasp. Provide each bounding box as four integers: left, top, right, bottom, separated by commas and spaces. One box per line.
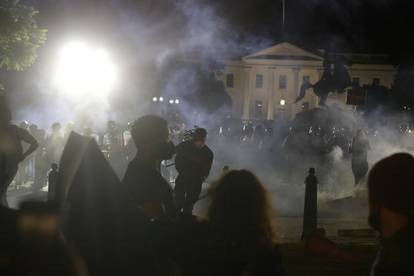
244, 42, 324, 62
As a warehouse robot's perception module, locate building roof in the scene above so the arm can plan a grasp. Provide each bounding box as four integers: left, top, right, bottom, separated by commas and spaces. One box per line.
244, 41, 323, 62
243, 41, 393, 66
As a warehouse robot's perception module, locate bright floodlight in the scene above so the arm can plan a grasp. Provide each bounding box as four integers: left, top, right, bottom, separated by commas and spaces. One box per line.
54, 41, 116, 99
152, 97, 158, 102
159, 97, 164, 102
169, 99, 174, 104
175, 99, 179, 104
280, 99, 286, 106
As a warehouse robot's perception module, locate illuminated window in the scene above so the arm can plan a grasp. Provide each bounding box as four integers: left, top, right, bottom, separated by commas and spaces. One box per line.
256, 74, 263, 88
226, 74, 234, 88
279, 75, 287, 89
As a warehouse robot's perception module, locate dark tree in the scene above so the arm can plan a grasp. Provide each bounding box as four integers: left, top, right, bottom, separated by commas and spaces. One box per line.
159, 59, 232, 114
0, 0, 47, 79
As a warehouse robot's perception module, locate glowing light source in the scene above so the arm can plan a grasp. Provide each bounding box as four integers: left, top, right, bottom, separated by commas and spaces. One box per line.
175, 99, 179, 104
152, 97, 158, 102
159, 97, 164, 102
280, 99, 286, 106
54, 41, 116, 99
169, 99, 174, 104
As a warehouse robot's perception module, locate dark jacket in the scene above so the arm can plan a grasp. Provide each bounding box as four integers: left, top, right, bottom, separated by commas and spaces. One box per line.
175, 141, 213, 180
123, 157, 175, 218
371, 218, 414, 276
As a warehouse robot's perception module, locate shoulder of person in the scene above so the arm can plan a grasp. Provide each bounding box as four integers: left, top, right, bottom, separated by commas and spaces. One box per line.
203, 145, 213, 156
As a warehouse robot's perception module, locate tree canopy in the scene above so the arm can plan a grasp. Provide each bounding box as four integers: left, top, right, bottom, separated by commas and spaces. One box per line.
0, 0, 47, 73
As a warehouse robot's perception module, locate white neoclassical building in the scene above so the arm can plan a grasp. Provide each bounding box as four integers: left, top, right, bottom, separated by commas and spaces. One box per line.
219, 42, 396, 121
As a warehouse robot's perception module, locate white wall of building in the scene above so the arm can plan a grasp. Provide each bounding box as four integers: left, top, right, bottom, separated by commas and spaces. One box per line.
219, 42, 395, 121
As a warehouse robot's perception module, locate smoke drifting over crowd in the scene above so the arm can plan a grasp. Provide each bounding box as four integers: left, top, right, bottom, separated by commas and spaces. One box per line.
4, 0, 414, 217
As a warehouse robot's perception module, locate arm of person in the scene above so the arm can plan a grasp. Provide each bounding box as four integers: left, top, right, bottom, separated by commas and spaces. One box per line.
17, 128, 38, 162
163, 187, 176, 219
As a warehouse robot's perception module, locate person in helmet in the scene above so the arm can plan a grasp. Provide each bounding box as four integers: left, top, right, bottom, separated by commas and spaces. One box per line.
174, 128, 213, 215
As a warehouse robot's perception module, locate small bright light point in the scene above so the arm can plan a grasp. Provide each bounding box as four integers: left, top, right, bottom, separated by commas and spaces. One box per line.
175, 99, 179, 104
280, 99, 286, 106
152, 97, 158, 102
54, 41, 116, 100
169, 99, 174, 104
159, 97, 164, 102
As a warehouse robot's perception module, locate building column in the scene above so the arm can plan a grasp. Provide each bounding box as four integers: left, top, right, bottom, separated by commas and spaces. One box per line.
242, 68, 251, 120
292, 67, 300, 116
267, 68, 275, 120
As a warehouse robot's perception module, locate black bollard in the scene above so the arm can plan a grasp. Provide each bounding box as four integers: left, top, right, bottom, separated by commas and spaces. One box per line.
47, 163, 58, 202
302, 167, 318, 240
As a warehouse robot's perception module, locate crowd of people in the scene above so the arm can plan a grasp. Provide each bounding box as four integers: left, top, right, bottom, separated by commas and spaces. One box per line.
1, 92, 414, 275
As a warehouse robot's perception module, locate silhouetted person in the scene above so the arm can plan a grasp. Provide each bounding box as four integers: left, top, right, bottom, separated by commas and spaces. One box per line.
48, 163, 58, 202
174, 170, 286, 276
368, 153, 414, 276
0, 99, 38, 206
351, 129, 370, 186
302, 168, 318, 240
30, 124, 47, 190
123, 122, 137, 162
45, 122, 64, 165
16, 121, 31, 187
5, 201, 88, 276
174, 128, 213, 214
122, 115, 176, 219
103, 120, 125, 177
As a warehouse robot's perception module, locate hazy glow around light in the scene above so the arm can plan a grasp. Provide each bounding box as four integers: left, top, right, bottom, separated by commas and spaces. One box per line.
153, 97, 158, 102
54, 41, 116, 99
169, 99, 174, 104
159, 97, 164, 102
280, 99, 286, 106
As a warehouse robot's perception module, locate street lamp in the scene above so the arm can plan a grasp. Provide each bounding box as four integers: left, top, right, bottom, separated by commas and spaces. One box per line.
175, 99, 180, 104
280, 99, 286, 106
152, 97, 158, 102
159, 97, 164, 102
169, 99, 174, 104
54, 41, 116, 100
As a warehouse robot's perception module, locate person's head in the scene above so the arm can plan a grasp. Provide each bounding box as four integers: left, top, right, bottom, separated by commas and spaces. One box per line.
193, 128, 207, 148
368, 153, 414, 234
208, 170, 276, 246
131, 115, 174, 161
107, 120, 116, 132
52, 122, 61, 133
19, 120, 29, 130
51, 163, 58, 171
308, 168, 315, 175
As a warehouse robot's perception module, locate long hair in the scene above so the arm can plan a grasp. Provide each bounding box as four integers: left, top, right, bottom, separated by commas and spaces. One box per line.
207, 170, 276, 248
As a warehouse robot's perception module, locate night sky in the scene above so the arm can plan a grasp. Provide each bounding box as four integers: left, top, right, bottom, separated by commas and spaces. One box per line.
26, 0, 414, 63
2, 0, 413, 124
